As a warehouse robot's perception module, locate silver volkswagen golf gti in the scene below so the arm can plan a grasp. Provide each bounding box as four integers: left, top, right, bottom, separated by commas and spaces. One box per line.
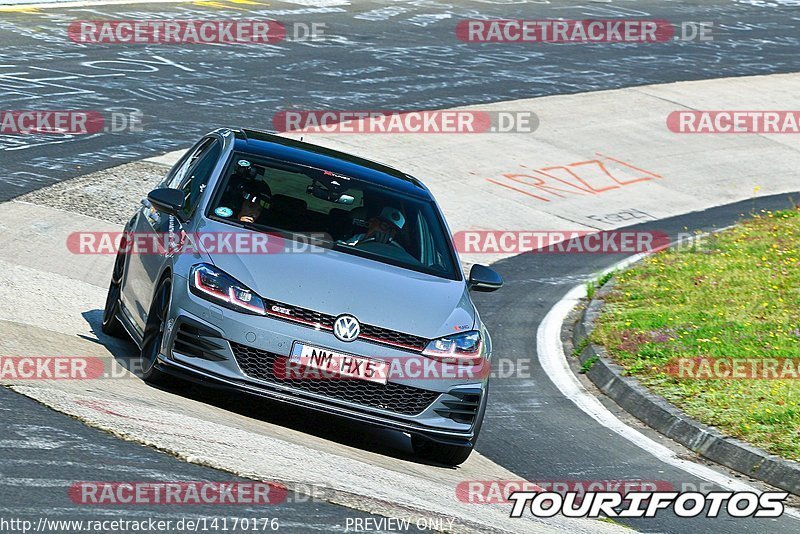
102, 128, 502, 465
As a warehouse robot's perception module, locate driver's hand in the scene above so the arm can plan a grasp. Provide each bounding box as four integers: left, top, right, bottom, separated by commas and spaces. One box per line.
239, 200, 261, 223
372, 231, 392, 244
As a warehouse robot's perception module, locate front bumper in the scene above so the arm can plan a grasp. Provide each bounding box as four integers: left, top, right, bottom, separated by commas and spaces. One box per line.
160, 275, 489, 446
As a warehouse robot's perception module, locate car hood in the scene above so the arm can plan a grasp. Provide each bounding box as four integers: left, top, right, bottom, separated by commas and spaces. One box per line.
199, 225, 474, 339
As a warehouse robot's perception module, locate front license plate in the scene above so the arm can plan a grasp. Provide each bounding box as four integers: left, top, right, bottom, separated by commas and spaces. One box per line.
289, 343, 388, 385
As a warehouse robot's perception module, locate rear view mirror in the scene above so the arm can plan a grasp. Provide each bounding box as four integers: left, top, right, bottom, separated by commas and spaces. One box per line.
308, 183, 332, 201
308, 183, 354, 204
468, 264, 503, 292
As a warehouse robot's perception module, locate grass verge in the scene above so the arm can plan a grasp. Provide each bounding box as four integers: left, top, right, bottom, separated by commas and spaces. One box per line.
589, 209, 800, 461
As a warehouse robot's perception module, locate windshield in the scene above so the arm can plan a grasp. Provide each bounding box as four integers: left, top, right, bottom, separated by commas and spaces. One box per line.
207, 153, 460, 280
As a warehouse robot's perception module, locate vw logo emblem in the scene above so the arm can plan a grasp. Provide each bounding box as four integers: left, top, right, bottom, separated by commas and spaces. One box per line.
333, 314, 360, 342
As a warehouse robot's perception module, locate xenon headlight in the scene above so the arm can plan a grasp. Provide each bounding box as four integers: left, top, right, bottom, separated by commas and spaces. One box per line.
422, 330, 483, 365
189, 263, 266, 315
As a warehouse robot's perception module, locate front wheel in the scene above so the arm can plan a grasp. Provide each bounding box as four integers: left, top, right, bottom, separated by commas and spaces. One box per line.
411, 435, 474, 466
101, 249, 127, 338
140, 278, 172, 386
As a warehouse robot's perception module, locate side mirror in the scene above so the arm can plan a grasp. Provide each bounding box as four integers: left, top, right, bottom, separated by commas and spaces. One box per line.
147, 188, 185, 220
468, 264, 503, 292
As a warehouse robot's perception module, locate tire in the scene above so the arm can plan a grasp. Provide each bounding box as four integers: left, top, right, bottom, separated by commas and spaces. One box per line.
411, 435, 474, 466
101, 248, 127, 338
140, 277, 172, 386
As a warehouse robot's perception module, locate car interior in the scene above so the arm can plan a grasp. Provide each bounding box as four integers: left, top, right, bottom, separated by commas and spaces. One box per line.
209, 155, 455, 276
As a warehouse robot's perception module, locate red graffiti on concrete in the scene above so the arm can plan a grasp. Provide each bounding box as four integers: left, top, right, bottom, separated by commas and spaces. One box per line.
487, 154, 662, 202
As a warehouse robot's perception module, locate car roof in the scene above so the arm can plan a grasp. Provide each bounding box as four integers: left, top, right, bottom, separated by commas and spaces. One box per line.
230, 128, 432, 199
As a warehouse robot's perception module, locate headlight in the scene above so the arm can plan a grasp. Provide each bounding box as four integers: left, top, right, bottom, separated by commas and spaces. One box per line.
422, 330, 483, 365
189, 263, 266, 315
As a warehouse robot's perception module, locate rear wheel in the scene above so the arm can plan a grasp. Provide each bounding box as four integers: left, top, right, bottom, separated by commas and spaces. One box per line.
101, 249, 127, 338
140, 278, 172, 386
411, 435, 474, 466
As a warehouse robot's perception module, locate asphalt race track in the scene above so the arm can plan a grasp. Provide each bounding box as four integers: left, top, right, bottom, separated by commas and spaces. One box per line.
0, 387, 385, 532
2, 1, 800, 533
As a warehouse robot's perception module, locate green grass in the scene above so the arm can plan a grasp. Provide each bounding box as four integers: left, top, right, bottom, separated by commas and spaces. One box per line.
580, 356, 599, 374
589, 209, 800, 461
573, 337, 590, 358
587, 269, 615, 300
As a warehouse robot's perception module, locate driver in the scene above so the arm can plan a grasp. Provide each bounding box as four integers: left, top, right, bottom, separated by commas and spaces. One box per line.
233, 162, 271, 224
238, 192, 264, 224
340, 206, 405, 247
